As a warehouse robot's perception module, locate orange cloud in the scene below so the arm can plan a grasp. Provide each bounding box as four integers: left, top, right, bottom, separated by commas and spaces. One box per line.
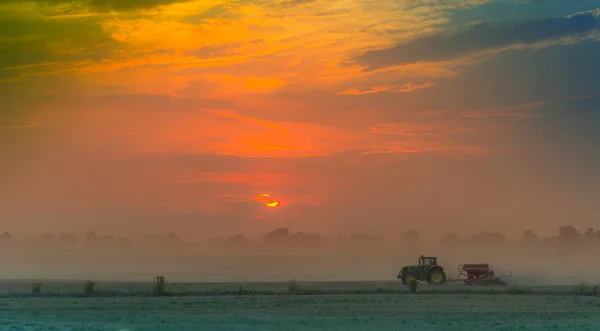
336, 85, 397, 95
397, 81, 436, 93
117, 108, 363, 158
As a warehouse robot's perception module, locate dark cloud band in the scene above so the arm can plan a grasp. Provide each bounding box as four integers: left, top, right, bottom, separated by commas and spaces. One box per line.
353, 11, 599, 69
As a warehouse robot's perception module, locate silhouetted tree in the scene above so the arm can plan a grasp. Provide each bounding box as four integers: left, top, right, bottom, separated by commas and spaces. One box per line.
558, 225, 580, 243
0, 232, 13, 242
262, 228, 290, 244
166, 233, 180, 244
522, 229, 539, 244
583, 228, 597, 240
85, 231, 100, 245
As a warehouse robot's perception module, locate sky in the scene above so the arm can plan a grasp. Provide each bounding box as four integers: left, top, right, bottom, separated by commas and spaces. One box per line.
1, 0, 600, 242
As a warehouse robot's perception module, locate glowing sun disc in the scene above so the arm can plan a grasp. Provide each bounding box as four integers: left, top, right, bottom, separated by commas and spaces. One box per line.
266, 200, 280, 208
257, 193, 281, 208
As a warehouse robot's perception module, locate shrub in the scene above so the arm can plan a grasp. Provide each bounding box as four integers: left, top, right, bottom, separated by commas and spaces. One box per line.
575, 282, 600, 296
287, 278, 300, 294
31, 283, 42, 294
408, 277, 419, 293
153, 276, 168, 295
84, 280, 96, 294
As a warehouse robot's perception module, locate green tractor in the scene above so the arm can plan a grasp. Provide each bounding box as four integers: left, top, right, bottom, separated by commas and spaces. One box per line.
396, 255, 447, 285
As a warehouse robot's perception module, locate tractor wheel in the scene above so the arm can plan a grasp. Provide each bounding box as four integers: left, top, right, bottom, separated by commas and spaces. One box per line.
427, 268, 446, 285
403, 275, 415, 286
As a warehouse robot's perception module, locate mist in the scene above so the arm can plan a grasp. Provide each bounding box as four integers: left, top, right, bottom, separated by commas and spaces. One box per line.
0, 225, 597, 285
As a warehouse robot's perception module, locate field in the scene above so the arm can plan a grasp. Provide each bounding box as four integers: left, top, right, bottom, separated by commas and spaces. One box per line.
1, 281, 600, 330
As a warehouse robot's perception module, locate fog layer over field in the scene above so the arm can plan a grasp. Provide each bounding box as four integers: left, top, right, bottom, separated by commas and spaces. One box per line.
0, 226, 597, 285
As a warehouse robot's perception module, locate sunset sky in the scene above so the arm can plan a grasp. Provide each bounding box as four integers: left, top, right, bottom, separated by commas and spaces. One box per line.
1, 0, 599, 241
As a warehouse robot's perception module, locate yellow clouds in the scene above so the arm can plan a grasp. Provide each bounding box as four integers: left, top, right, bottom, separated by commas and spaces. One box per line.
200, 75, 288, 96
2, 0, 530, 161
1, 0, 484, 93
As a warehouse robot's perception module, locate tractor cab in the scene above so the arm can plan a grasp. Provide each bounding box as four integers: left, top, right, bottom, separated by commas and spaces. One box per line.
418, 256, 437, 267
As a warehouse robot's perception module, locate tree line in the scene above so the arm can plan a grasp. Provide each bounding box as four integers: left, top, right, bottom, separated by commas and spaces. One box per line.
0, 225, 598, 249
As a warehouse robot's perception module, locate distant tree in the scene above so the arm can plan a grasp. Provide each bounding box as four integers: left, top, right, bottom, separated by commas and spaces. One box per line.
262, 228, 290, 244
583, 228, 596, 240
85, 231, 100, 244
166, 233, 180, 244
0, 232, 13, 242
558, 225, 581, 243
522, 230, 539, 243
440, 233, 460, 245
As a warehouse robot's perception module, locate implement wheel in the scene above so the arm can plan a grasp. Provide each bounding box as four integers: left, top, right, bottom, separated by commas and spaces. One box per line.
427, 268, 446, 284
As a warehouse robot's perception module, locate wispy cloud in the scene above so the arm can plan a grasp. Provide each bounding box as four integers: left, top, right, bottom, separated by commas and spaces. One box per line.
353, 11, 600, 69
337, 81, 435, 95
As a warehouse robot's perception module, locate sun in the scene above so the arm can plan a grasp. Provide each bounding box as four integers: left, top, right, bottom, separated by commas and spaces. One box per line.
265, 199, 280, 208
257, 193, 281, 208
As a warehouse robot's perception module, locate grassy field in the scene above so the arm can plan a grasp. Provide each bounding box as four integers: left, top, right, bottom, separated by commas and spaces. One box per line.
0, 279, 585, 296
1, 291, 600, 331
0, 278, 597, 296
1, 280, 599, 330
